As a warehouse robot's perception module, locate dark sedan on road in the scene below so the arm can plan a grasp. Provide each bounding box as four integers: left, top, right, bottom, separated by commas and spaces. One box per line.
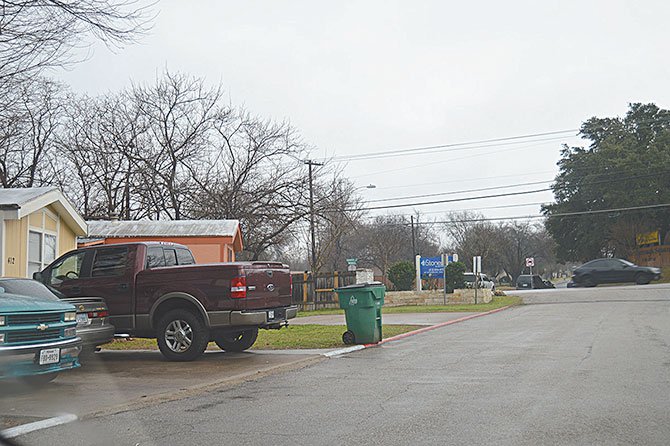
571, 258, 661, 287
0, 278, 115, 356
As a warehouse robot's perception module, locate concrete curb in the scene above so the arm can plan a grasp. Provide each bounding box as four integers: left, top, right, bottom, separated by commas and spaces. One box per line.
324, 305, 514, 357
1, 413, 77, 439
374, 305, 513, 346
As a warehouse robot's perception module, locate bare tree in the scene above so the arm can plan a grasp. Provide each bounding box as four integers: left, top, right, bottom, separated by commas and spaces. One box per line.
0, 77, 65, 187
311, 176, 364, 272
131, 70, 222, 220
0, 0, 152, 89
187, 108, 312, 260
55, 91, 146, 219
443, 211, 558, 281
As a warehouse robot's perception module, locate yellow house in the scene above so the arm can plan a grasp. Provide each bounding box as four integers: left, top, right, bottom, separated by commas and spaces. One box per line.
0, 187, 87, 278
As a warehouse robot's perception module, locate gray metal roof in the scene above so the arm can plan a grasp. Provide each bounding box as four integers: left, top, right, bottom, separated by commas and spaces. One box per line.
0, 187, 56, 208
87, 219, 240, 238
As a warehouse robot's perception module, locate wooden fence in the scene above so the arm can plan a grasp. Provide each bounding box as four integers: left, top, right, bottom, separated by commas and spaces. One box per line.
291, 271, 357, 310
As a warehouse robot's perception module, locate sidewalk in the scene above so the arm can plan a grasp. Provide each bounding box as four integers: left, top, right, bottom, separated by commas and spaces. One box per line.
292, 312, 479, 326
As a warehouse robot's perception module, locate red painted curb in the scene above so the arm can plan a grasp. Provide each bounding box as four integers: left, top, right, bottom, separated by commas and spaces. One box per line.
363, 305, 513, 348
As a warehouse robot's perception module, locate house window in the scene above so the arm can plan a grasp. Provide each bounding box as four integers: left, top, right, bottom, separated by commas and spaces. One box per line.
28, 230, 57, 277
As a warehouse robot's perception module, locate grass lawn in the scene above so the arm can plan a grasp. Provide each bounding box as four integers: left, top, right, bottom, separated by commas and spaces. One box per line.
298, 295, 522, 317
659, 267, 670, 284
101, 324, 422, 351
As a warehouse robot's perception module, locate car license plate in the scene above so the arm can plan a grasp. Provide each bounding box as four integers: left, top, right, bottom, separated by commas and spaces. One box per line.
267, 310, 275, 320
76, 313, 90, 326
39, 348, 60, 365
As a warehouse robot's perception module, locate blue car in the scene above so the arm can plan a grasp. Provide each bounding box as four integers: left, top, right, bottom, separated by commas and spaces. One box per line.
0, 281, 82, 384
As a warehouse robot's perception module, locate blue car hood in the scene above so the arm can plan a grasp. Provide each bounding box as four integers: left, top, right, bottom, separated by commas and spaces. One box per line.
0, 292, 75, 313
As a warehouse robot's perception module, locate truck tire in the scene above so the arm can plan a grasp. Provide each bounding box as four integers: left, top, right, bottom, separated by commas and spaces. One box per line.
214, 328, 258, 352
157, 309, 209, 361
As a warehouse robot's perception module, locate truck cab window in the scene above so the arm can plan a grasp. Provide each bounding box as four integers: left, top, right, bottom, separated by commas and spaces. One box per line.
146, 246, 166, 268
176, 248, 195, 265
164, 248, 178, 266
49, 251, 87, 285
92, 247, 128, 277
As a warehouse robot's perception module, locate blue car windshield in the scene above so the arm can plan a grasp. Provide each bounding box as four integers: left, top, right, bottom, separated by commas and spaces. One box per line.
0, 279, 60, 301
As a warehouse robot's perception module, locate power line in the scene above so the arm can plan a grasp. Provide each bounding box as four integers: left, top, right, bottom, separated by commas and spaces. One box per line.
330, 114, 670, 164
355, 187, 551, 211
366, 166, 669, 205
370, 170, 557, 191
352, 138, 563, 179
388, 202, 670, 226
364, 201, 549, 219
366, 179, 553, 203
328, 129, 578, 162
335, 135, 573, 162
349, 169, 670, 211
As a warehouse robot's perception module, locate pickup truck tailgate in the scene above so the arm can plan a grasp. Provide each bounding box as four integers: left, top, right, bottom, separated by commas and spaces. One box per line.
238, 262, 292, 310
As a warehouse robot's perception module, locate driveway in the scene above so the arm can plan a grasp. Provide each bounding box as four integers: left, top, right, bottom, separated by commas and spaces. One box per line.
16, 283, 670, 445
0, 348, 321, 428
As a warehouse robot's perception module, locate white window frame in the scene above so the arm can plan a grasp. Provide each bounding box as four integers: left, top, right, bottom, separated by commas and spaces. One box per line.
26, 209, 59, 276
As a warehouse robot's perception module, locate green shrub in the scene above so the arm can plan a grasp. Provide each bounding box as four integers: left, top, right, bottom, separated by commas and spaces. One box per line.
388, 261, 415, 291
445, 261, 466, 293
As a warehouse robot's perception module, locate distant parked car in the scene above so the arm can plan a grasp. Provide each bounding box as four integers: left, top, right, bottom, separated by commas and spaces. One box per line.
516, 274, 554, 290
0, 278, 115, 356
463, 273, 495, 291
0, 280, 81, 384
572, 258, 661, 287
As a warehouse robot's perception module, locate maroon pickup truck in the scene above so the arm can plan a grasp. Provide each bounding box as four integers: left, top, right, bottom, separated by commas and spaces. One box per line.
35, 242, 297, 361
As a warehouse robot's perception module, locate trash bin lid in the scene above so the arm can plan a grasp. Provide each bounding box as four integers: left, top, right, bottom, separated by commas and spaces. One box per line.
335, 281, 384, 290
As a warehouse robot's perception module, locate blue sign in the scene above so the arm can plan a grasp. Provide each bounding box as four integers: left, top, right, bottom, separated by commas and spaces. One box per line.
420, 256, 443, 277
419, 255, 455, 278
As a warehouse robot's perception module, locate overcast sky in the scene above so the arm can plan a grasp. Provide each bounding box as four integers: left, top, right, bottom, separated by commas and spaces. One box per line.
56, 0, 670, 222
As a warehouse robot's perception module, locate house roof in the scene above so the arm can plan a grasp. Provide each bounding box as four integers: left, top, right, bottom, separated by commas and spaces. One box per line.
87, 219, 241, 239
0, 187, 87, 235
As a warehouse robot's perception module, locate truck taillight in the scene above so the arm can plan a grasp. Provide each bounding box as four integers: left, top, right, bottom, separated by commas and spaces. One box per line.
289, 274, 293, 295
231, 276, 247, 298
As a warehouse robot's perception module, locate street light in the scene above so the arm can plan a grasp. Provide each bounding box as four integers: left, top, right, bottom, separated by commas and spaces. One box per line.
355, 184, 376, 191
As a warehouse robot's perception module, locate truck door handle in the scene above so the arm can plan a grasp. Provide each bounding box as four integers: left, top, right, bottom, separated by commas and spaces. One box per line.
71, 286, 81, 294
118, 283, 129, 291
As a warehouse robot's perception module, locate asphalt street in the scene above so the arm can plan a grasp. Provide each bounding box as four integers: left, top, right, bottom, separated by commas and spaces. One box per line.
17, 283, 670, 445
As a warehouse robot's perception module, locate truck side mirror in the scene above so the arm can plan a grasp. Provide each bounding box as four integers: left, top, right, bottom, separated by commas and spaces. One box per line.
33, 271, 43, 282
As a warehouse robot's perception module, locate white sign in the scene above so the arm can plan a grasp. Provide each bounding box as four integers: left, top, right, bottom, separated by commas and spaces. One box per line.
473, 256, 482, 274
525, 257, 535, 267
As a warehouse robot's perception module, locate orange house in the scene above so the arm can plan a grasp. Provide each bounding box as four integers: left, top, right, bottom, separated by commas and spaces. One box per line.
85, 220, 243, 263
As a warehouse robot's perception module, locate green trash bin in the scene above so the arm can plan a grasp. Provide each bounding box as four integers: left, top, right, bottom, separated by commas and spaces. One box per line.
335, 282, 385, 345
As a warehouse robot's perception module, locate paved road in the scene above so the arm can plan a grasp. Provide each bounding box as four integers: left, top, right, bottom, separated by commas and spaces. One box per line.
18, 284, 670, 445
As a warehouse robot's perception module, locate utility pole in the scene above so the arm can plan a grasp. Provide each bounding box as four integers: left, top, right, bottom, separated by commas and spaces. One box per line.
305, 160, 323, 272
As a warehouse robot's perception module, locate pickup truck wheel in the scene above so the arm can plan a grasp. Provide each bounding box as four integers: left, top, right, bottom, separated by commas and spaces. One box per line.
157, 310, 209, 361
214, 328, 258, 352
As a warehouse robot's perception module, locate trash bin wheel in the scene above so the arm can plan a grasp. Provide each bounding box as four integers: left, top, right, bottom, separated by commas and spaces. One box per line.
342, 330, 356, 345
